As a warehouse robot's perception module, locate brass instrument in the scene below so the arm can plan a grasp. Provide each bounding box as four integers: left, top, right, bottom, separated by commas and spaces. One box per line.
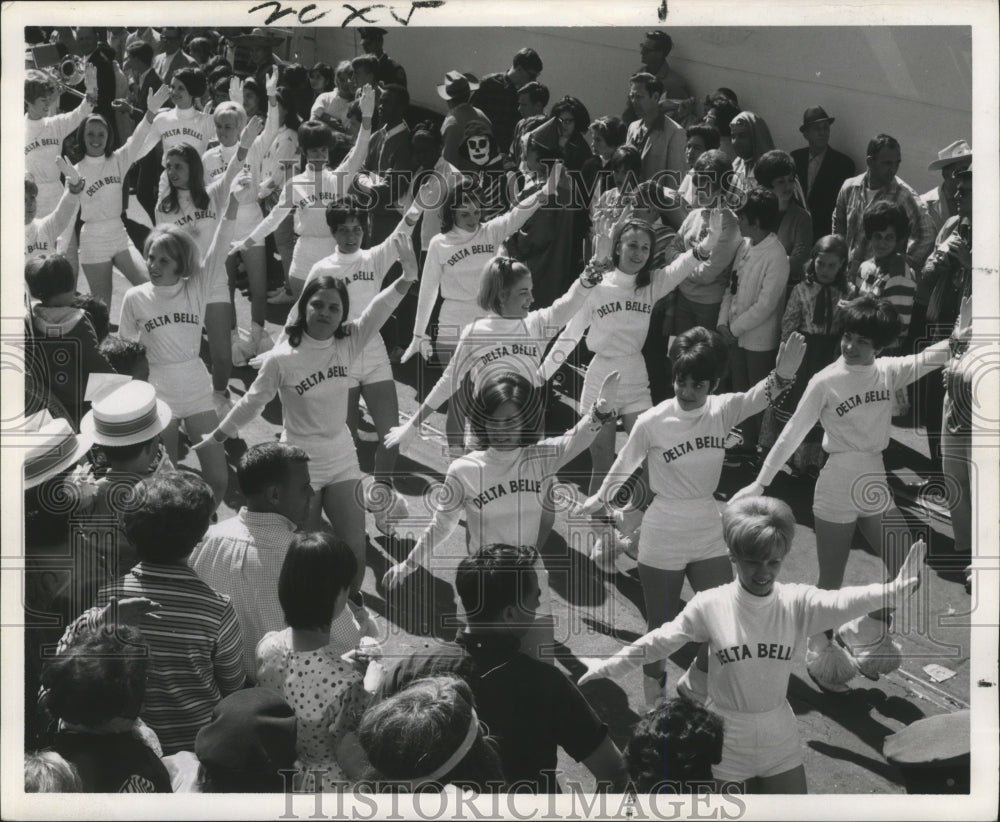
29, 50, 89, 100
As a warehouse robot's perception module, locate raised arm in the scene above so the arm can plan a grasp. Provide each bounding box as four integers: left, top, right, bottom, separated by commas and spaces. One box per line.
116, 84, 171, 167
481, 161, 562, 247
548, 371, 621, 469
725, 332, 805, 424
408, 237, 445, 349
327, 85, 375, 199
538, 305, 590, 384
349, 233, 419, 350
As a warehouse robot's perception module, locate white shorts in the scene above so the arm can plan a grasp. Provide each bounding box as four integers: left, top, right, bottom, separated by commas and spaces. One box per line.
436, 298, 481, 360
79, 218, 132, 264
582, 352, 651, 417
710, 701, 803, 783
149, 360, 215, 419
638, 496, 727, 571
813, 451, 891, 524
290, 235, 337, 284
234, 202, 265, 246
288, 430, 362, 490
348, 335, 393, 386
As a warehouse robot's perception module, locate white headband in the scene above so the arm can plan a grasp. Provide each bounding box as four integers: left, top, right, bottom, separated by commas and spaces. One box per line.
407, 709, 481, 787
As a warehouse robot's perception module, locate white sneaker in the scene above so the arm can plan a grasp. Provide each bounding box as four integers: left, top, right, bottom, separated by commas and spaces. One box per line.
676, 661, 708, 703
643, 673, 665, 708
836, 615, 902, 681
251, 323, 274, 356
356, 429, 380, 443
589, 531, 621, 574
267, 289, 297, 305
805, 634, 856, 693
367, 486, 409, 536
212, 390, 233, 419
231, 328, 256, 367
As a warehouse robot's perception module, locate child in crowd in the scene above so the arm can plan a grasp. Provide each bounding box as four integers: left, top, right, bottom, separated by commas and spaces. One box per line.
732, 295, 967, 691
25, 253, 114, 427
79, 472, 245, 754
25, 162, 84, 263
359, 675, 505, 792
256, 532, 369, 791
760, 235, 851, 475
625, 697, 724, 792
753, 150, 812, 286
24, 750, 83, 792
717, 188, 790, 453
580, 496, 926, 793
40, 621, 172, 792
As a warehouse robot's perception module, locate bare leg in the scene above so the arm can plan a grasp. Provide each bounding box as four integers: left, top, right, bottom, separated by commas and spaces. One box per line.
184, 410, 228, 508
81, 261, 114, 309
636, 563, 687, 681
687, 554, 734, 673
753, 764, 808, 794
111, 247, 149, 287
361, 380, 401, 487
160, 418, 181, 464
204, 302, 233, 393
321, 479, 368, 594
240, 245, 268, 328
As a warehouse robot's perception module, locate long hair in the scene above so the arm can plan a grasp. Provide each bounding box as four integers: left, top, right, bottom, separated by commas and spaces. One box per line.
158, 144, 210, 214
611, 219, 659, 291
468, 372, 543, 450
440, 180, 485, 234
285, 275, 351, 347
76, 114, 115, 158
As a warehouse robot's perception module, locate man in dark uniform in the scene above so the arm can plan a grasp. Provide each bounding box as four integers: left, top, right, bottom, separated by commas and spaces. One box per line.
471, 47, 543, 155
359, 28, 407, 88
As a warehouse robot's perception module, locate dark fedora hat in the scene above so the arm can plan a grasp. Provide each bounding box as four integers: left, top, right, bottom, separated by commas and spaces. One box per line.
799, 105, 835, 133
437, 70, 480, 101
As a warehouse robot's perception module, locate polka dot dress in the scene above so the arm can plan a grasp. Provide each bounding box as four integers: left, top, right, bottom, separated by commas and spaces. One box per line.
256, 629, 369, 790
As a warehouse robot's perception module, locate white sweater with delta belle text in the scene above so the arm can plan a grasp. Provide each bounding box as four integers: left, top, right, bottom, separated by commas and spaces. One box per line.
593, 579, 905, 713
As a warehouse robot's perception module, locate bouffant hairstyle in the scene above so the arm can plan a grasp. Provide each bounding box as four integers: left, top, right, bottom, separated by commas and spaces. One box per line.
467, 372, 544, 451
668, 326, 729, 385
722, 496, 796, 562
834, 294, 902, 350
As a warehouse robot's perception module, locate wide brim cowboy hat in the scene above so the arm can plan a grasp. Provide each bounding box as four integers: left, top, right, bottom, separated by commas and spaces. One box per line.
437, 70, 480, 101
928, 139, 972, 171
234, 27, 291, 47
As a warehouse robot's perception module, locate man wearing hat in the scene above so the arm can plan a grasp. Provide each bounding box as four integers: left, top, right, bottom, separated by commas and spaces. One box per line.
235, 27, 289, 83
623, 30, 695, 127
359, 27, 407, 88
152, 27, 196, 87
438, 70, 493, 171
471, 47, 543, 153
791, 105, 856, 243
922, 139, 972, 234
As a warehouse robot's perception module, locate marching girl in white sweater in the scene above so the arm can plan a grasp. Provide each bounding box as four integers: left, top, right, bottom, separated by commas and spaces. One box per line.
155, 115, 264, 413
202, 71, 280, 362
539, 212, 725, 567
72, 85, 171, 308
198, 233, 420, 596
579, 496, 926, 793
118, 172, 252, 508
25, 163, 83, 264
577, 327, 805, 704
228, 86, 376, 297
731, 294, 967, 692
381, 369, 621, 661
24, 66, 97, 271
403, 163, 562, 452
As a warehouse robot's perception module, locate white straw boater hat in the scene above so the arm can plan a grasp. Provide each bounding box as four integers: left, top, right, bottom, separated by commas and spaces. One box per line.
81, 379, 172, 448
22, 410, 93, 490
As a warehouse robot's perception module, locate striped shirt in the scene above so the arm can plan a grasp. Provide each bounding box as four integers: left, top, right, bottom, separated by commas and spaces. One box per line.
96, 563, 245, 754
856, 254, 916, 348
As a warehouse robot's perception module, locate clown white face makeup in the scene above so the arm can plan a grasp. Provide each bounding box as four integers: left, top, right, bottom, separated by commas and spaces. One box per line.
465, 134, 492, 166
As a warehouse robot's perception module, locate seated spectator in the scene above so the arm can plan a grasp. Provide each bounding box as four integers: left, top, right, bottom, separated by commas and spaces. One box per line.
754, 149, 813, 285
191, 443, 374, 681
790, 106, 856, 244
24, 750, 83, 793
256, 532, 369, 790
625, 697, 724, 792
40, 621, 172, 792
310, 60, 354, 130
438, 70, 492, 171
99, 335, 150, 380
623, 30, 696, 127
853, 202, 917, 352
833, 133, 935, 282
25, 253, 114, 427
471, 47, 543, 153
717, 187, 790, 451
508, 80, 549, 169
626, 71, 685, 183
91, 472, 245, 754
162, 689, 298, 792
361, 675, 505, 792
921, 140, 972, 235
729, 110, 774, 196
376, 544, 628, 793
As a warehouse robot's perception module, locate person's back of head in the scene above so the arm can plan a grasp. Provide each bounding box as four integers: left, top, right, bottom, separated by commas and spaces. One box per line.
237, 441, 311, 511
625, 697, 724, 792
454, 544, 539, 632
40, 623, 149, 729
25, 254, 76, 304
123, 471, 215, 564
359, 675, 504, 791
512, 47, 543, 79
25, 750, 83, 792
739, 187, 781, 235
278, 531, 357, 631
70, 293, 110, 342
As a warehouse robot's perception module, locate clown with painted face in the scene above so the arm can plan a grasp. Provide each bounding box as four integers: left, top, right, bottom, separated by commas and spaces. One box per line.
460, 124, 509, 219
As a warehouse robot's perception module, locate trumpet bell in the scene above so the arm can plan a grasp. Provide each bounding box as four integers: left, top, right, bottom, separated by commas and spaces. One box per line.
59, 56, 86, 87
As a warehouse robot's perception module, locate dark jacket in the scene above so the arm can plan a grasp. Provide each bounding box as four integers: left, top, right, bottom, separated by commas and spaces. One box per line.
791, 145, 856, 242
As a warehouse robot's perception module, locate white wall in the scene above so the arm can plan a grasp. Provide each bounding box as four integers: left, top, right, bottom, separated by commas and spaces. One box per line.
292, 25, 971, 194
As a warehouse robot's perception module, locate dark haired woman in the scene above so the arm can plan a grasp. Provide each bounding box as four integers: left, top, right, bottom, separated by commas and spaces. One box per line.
199, 235, 419, 595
